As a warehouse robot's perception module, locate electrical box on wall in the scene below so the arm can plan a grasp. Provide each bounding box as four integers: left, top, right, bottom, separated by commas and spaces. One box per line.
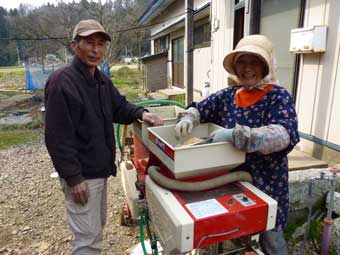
289, 26, 327, 53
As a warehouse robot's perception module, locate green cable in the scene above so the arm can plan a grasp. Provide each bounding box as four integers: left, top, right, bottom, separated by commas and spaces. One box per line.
115, 99, 186, 151
139, 209, 148, 255
153, 233, 158, 255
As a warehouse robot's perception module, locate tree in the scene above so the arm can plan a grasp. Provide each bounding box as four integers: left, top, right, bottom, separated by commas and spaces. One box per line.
5, 0, 154, 65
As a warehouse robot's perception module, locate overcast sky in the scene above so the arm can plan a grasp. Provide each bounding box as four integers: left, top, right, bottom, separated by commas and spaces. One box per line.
0, 0, 80, 10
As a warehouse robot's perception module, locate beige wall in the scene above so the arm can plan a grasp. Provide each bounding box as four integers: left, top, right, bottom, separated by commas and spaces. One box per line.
193, 46, 211, 92
295, 0, 340, 146
210, 0, 234, 92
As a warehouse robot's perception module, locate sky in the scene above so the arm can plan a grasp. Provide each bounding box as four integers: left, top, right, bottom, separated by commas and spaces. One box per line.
0, 0, 79, 10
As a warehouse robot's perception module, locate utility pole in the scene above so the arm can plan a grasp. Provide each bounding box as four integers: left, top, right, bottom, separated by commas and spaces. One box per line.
185, 0, 194, 105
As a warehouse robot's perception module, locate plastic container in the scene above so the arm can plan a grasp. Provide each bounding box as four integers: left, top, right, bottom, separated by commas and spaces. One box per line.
119, 160, 140, 220
132, 105, 184, 146
145, 123, 245, 179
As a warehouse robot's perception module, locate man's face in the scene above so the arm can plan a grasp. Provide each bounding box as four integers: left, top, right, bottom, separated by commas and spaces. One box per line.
71, 33, 107, 69
234, 54, 266, 87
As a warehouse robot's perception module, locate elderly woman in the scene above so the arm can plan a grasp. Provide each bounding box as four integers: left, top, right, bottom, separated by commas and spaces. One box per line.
175, 35, 299, 255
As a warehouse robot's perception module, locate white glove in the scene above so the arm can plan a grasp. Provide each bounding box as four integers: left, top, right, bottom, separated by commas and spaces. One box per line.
211, 128, 234, 143
175, 119, 194, 137
174, 107, 200, 137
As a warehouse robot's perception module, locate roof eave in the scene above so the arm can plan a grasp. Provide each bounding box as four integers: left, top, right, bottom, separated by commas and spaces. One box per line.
138, 0, 176, 25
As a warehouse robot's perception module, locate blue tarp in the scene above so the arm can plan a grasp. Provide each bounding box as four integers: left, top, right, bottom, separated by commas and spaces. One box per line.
25, 60, 111, 90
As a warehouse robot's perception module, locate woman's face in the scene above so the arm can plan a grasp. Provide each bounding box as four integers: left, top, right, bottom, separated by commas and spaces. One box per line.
234, 54, 266, 87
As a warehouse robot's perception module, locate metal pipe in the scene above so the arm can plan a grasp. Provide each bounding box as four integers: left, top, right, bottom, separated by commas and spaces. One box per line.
321, 173, 336, 255
302, 178, 313, 254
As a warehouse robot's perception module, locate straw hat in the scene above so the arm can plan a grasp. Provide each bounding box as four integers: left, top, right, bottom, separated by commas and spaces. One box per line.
223, 35, 276, 83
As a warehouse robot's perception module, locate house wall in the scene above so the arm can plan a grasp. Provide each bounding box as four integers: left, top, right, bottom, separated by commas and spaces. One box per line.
193, 46, 211, 92
150, 0, 210, 37
295, 0, 340, 148
150, 0, 185, 36
194, 0, 210, 10
210, 0, 234, 92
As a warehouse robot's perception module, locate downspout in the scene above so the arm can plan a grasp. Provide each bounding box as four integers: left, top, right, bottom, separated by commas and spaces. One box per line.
185, 0, 194, 104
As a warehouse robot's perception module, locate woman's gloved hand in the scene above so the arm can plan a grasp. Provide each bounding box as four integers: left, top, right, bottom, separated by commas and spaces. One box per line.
175, 118, 194, 136
174, 107, 200, 137
211, 128, 234, 143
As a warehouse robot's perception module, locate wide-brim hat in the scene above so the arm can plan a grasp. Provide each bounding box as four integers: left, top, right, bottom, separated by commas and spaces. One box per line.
223, 35, 273, 76
73, 19, 111, 41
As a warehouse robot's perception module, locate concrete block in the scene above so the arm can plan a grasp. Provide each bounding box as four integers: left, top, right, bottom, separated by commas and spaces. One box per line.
331, 217, 340, 254
288, 168, 340, 223
326, 191, 340, 215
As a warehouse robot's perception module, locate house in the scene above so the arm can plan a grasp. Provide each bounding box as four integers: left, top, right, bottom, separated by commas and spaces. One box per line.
138, 0, 340, 166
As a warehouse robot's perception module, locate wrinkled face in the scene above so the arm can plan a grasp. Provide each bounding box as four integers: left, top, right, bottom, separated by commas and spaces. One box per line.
71, 33, 107, 73
234, 54, 266, 87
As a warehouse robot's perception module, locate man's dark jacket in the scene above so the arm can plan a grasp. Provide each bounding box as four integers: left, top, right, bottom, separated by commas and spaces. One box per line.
45, 56, 144, 186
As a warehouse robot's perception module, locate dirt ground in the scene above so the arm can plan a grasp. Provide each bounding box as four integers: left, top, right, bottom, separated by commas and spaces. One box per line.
0, 134, 141, 255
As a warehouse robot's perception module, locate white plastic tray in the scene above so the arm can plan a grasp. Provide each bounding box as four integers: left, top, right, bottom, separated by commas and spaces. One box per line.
132, 105, 184, 144
146, 123, 245, 179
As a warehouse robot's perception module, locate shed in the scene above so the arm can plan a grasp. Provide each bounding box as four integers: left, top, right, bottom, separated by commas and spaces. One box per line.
140, 52, 169, 92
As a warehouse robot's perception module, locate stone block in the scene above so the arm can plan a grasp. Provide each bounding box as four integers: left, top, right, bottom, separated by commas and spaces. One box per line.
288, 168, 340, 223
326, 191, 340, 215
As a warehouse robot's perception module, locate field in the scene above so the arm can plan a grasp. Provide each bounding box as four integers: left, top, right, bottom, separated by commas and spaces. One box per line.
0, 66, 26, 90
0, 64, 146, 150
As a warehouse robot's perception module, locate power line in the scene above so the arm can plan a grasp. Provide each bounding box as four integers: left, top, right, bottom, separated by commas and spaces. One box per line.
0, 11, 188, 41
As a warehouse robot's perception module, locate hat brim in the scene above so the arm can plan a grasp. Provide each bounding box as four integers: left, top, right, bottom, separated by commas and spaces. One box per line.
223, 45, 270, 76
77, 30, 111, 41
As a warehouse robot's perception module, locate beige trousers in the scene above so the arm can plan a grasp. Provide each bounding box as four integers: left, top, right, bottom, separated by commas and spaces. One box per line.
60, 178, 107, 255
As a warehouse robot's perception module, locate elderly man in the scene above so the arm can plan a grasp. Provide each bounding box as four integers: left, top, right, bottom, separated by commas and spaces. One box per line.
44, 19, 162, 254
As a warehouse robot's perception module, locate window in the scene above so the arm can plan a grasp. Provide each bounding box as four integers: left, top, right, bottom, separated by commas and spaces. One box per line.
194, 22, 211, 47
154, 36, 169, 54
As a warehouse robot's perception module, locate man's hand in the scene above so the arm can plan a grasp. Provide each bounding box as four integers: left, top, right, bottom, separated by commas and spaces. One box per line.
142, 112, 163, 126
70, 181, 89, 206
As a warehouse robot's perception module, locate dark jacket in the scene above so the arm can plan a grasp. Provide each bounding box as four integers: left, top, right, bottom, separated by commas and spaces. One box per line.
45, 56, 144, 186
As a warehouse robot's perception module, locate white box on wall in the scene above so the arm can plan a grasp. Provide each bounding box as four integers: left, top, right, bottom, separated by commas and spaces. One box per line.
289, 26, 327, 53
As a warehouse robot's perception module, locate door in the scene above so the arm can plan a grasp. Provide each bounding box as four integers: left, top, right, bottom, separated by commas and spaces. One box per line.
172, 36, 184, 88
233, 0, 245, 48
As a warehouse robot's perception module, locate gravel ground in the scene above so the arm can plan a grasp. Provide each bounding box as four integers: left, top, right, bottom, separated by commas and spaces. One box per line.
0, 131, 320, 255
0, 133, 140, 255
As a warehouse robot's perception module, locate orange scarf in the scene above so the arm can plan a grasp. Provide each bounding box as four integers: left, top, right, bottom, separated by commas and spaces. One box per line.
235, 85, 274, 107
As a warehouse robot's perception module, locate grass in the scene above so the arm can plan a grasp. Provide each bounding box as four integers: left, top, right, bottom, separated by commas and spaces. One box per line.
0, 66, 25, 73
0, 66, 26, 89
284, 219, 338, 255
111, 66, 143, 80
112, 78, 145, 103
0, 130, 38, 150
111, 66, 145, 103
112, 78, 139, 86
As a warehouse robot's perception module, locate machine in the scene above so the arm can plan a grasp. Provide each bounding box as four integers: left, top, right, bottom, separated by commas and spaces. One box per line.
119, 104, 278, 255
